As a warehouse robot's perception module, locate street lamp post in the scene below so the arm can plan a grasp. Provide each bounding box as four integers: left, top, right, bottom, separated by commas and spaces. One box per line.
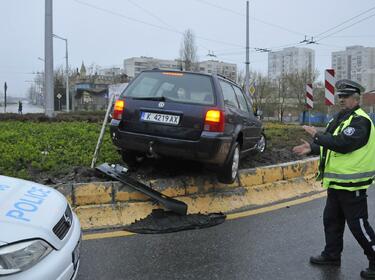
53, 34, 69, 112
45, 0, 54, 117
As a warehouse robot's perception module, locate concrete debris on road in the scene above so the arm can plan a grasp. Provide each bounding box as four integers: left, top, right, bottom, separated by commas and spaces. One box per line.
124, 209, 226, 234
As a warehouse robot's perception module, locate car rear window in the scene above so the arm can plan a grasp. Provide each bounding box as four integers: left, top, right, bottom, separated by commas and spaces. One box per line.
122, 72, 215, 105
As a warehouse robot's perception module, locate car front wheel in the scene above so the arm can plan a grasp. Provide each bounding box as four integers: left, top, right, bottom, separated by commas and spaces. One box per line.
256, 133, 266, 153
218, 142, 240, 184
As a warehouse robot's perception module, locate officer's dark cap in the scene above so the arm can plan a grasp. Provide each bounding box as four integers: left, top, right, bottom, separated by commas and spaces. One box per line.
335, 79, 365, 97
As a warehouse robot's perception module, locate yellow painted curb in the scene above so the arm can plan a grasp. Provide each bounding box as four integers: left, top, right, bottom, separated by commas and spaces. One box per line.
77, 176, 320, 230
83, 191, 327, 241
54, 157, 320, 230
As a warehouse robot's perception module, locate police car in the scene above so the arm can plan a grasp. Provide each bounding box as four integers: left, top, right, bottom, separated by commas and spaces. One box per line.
0, 175, 81, 279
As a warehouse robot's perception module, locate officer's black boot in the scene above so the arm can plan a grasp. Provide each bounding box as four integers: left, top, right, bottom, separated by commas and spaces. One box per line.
310, 254, 341, 266
361, 262, 375, 279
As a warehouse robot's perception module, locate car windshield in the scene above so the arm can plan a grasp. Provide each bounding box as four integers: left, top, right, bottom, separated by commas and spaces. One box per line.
122, 72, 215, 105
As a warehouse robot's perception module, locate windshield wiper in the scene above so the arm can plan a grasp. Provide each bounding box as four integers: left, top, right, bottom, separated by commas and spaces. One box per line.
132, 96, 170, 101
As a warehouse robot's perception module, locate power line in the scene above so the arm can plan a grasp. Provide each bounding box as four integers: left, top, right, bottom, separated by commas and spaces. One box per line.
253, 17, 305, 36
315, 5, 375, 38
327, 35, 375, 38
125, 0, 211, 51
193, 0, 243, 16
75, 0, 310, 62
210, 47, 245, 53
193, 0, 305, 36
316, 12, 375, 42
74, 0, 243, 49
260, 6, 375, 52
74, 0, 182, 34
125, 0, 174, 30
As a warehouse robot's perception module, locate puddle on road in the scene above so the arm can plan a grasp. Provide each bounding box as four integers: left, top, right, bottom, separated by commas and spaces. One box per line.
124, 209, 226, 234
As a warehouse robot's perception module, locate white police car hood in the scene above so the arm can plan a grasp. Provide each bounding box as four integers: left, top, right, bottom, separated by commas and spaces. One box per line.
0, 175, 69, 249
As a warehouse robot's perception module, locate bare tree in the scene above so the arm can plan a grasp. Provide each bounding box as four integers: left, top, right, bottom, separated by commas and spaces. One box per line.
285, 69, 319, 111
250, 71, 273, 115
275, 74, 289, 122
236, 69, 245, 90
179, 29, 198, 71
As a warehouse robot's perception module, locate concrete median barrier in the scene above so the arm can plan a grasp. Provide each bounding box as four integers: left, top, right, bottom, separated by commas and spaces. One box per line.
55, 157, 321, 230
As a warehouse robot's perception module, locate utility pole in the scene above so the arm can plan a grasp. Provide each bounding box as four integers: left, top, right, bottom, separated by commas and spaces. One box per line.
4, 82, 7, 113
45, 0, 54, 117
53, 34, 69, 112
245, 1, 251, 102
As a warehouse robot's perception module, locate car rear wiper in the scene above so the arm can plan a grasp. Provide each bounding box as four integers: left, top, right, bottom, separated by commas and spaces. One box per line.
132, 96, 171, 101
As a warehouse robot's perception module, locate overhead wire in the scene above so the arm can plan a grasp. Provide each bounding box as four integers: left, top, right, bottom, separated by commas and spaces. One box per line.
125, 0, 174, 31
251, 6, 375, 53
125, 0, 212, 51
192, 0, 306, 36
74, 0, 244, 49
327, 35, 375, 38
316, 12, 375, 42
314, 5, 375, 38
74, 0, 375, 72
74, 0, 312, 61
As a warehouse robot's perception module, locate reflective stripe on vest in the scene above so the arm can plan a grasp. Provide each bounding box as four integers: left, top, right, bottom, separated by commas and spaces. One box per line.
320, 108, 375, 191
324, 171, 375, 180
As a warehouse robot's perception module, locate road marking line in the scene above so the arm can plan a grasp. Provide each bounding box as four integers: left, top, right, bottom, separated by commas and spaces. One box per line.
83, 230, 135, 241
83, 191, 327, 241
226, 191, 326, 220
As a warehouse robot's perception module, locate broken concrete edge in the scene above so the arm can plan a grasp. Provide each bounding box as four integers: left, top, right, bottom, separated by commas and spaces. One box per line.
76, 174, 323, 231
53, 157, 319, 208
50, 157, 324, 231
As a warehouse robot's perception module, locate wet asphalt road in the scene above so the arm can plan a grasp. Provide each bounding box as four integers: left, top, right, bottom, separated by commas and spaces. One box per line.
77, 188, 375, 280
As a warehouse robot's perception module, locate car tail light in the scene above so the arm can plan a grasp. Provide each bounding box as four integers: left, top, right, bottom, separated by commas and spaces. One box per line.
204, 109, 225, 132
113, 99, 125, 120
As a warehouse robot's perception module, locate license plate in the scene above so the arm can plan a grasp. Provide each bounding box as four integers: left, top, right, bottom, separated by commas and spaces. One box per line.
72, 237, 81, 269
141, 112, 180, 125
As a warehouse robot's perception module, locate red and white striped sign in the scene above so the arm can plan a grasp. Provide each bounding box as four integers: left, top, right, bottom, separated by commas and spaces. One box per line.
306, 83, 313, 109
325, 69, 335, 106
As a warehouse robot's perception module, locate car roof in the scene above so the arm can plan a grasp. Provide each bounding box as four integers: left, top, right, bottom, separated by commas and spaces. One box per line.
140, 69, 240, 87
141, 69, 211, 77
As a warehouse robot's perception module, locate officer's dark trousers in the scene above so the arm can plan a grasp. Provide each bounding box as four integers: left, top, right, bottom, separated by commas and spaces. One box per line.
323, 188, 375, 263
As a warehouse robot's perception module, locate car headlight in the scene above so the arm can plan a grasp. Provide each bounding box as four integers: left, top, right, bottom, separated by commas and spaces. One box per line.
0, 240, 53, 275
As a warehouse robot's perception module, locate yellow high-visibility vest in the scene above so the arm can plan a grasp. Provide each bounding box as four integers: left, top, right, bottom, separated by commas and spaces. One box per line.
319, 108, 375, 191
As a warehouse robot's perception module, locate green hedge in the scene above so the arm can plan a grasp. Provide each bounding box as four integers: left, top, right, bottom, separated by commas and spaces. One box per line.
0, 111, 106, 122
264, 122, 309, 149
0, 120, 308, 180
0, 121, 119, 179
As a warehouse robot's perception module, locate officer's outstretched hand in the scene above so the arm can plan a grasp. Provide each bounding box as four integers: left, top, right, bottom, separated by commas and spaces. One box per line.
302, 125, 317, 137
292, 139, 311, 156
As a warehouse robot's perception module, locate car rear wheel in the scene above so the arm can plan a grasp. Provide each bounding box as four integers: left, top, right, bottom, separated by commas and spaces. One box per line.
218, 142, 240, 184
256, 133, 266, 153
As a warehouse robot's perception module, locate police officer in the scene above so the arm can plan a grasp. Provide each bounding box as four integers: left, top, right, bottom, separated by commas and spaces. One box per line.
293, 79, 375, 279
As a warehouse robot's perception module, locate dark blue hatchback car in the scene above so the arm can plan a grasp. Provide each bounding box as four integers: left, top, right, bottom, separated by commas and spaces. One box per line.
110, 70, 265, 183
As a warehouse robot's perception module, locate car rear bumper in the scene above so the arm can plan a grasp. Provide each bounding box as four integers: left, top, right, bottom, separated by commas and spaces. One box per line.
110, 127, 232, 165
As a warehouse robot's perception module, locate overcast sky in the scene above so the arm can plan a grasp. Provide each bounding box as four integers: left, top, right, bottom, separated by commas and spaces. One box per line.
1, 0, 375, 97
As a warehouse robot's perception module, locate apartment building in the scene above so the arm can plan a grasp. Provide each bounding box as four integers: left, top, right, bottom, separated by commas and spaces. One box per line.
268, 47, 315, 80
199, 60, 237, 81
332, 46, 375, 91
123, 57, 181, 78
123, 57, 237, 81
97, 67, 123, 76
